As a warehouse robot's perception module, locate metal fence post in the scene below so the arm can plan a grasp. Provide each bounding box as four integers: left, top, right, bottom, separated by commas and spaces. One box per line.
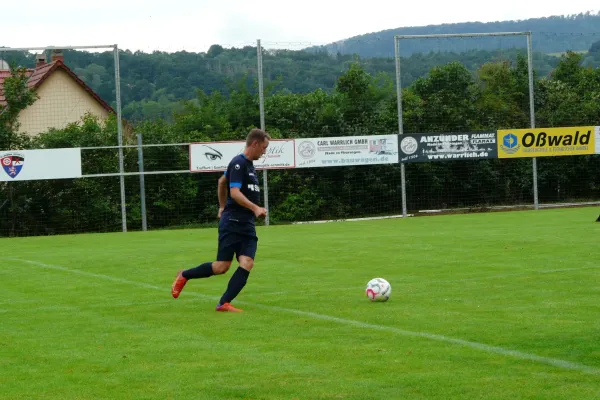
394, 36, 408, 218
257, 39, 269, 225
137, 134, 148, 231
113, 44, 127, 231
526, 32, 539, 210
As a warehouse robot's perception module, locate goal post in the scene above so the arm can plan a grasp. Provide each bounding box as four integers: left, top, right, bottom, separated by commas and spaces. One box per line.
393, 31, 538, 216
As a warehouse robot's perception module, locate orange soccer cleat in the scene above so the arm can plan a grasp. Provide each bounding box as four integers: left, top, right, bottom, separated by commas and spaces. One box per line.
215, 302, 243, 312
171, 270, 188, 298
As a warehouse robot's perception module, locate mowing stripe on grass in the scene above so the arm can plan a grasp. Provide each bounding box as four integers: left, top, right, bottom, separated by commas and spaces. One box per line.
0, 299, 185, 314
5, 257, 600, 376
420, 265, 600, 285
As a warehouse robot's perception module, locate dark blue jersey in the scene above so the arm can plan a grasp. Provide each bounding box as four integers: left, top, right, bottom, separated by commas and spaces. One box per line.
222, 154, 260, 225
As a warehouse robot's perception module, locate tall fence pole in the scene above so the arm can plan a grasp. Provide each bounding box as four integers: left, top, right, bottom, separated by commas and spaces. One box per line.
394, 36, 408, 218
526, 32, 539, 210
113, 44, 127, 231
137, 134, 148, 231
257, 39, 269, 226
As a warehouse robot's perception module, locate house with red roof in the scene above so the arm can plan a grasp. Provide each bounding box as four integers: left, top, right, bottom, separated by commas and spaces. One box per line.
0, 49, 115, 136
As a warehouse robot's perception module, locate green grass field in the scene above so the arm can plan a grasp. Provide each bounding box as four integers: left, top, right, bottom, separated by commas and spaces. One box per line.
1, 207, 599, 399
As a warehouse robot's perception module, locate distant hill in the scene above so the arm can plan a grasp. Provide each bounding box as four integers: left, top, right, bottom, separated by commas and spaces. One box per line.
1, 12, 599, 123
306, 12, 600, 57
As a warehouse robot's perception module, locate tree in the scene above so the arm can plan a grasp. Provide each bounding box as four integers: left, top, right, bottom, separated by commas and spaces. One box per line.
336, 63, 378, 128
412, 61, 478, 132
0, 65, 38, 150
207, 44, 224, 58
551, 51, 584, 86
475, 56, 530, 130
0, 65, 38, 236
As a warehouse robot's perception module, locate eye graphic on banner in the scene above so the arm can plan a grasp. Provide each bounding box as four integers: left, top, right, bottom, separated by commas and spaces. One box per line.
201, 145, 223, 161
189, 140, 296, 172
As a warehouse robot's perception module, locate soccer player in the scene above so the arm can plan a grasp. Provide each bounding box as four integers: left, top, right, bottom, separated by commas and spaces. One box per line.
171, 128, 270, 312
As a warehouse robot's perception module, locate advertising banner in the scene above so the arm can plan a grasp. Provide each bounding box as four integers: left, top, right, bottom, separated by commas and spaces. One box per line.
189, 139, 295, 172
596, 126, 600, 155
0, 148, 82, 182
497, 126, 596, 158
295, 134, 398, 168
399, 132, 497, 162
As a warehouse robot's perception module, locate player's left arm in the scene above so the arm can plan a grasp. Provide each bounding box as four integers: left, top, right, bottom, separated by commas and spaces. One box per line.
228, 162, 266, 218
230, 188, 266, 218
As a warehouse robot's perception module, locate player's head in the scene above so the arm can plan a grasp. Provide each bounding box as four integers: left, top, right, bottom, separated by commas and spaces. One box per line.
245, 128, 270, 160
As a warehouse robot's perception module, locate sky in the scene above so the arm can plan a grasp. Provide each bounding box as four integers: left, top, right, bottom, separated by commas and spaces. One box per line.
0, 0, 598, 53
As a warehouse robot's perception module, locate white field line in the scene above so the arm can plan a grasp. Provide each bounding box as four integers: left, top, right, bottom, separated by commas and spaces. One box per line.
3, 257, 599, 376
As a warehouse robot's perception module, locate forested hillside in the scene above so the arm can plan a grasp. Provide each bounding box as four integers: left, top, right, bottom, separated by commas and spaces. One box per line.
307, 12, 600, 57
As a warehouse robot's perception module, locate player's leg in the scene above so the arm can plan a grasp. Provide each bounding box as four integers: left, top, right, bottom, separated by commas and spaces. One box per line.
216, 235, 258, 312
171, 232, 235, 299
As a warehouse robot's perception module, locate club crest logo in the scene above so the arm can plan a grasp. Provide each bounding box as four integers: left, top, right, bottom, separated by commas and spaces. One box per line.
500, 133, 520, 154
1, 152, 25, 179
400, 136, 418, 155
298, 141, 316, 159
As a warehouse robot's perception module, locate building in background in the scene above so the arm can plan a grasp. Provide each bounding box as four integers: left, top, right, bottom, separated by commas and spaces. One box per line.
0, 49, 115, 136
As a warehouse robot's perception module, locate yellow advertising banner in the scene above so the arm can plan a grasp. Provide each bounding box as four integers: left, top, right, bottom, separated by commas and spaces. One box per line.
497, 126, 596, 158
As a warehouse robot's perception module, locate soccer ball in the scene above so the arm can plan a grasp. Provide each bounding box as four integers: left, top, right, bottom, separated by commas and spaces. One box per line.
365, 278, 391, 302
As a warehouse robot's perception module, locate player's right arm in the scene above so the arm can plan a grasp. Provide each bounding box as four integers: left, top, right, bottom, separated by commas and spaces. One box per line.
217, 174, 227, 217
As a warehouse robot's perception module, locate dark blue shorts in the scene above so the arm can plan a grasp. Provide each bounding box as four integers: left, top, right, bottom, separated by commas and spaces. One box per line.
216, 218, 258, 262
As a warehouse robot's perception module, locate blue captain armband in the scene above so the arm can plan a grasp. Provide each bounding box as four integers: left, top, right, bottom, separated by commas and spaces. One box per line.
230, 182, 242, 189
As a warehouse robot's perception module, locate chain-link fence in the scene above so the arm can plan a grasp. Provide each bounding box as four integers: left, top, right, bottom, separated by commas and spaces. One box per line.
1, 33, 599, 237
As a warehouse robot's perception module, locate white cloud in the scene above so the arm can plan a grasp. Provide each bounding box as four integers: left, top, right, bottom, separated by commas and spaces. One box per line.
0, 0, 597, 53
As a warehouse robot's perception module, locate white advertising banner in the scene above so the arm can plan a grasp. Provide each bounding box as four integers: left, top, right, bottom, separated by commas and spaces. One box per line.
295, 134, 399, 168
0, 148, 82, 182
189, 139, 296, 172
